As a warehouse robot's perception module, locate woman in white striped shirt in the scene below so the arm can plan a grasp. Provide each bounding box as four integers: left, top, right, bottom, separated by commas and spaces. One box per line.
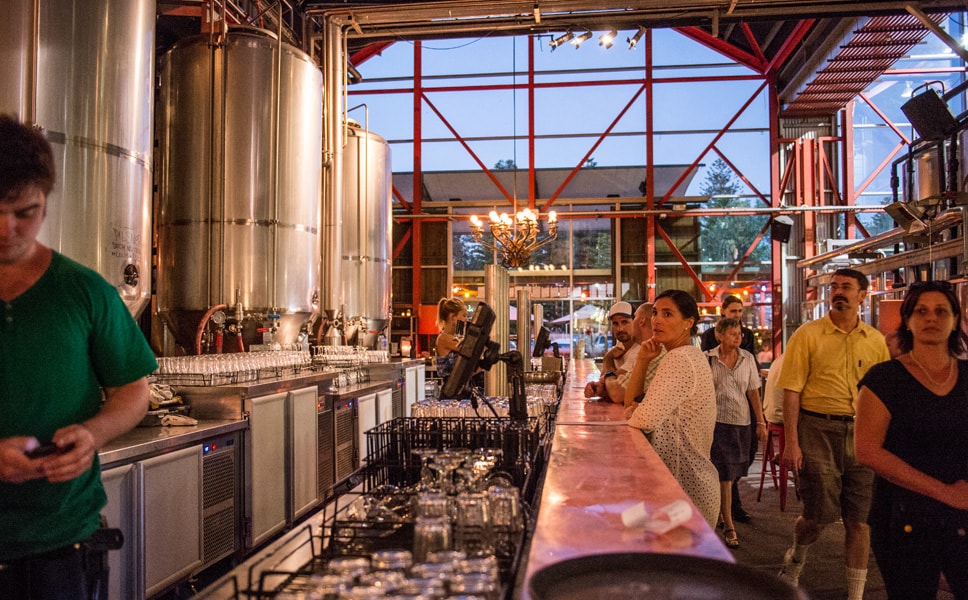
705, 318, 767, 548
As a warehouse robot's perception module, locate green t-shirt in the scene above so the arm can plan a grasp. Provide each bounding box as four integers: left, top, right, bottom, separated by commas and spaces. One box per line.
0, 252, 158, 560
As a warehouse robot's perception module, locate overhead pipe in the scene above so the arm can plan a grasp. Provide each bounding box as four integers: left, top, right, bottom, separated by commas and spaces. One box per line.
320, 16, 345, 341
390, 204, 889, 220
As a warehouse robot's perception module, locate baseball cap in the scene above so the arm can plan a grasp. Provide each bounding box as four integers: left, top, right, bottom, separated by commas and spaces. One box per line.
609, 301, 633, 319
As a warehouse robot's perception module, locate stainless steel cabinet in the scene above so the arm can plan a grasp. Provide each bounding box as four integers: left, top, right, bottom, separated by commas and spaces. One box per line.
405, 364, 425, 415
245, 386, 321, 548
246, 391, 287, 548
101, 445, 203, 600
101, 463, 141, 600
376, 388, 393, 428
144, 446, 203, 597
288, 385, 319, 521
357, 392, 377, 466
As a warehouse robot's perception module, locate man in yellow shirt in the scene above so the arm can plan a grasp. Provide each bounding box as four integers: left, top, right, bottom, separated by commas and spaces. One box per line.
777, 268, 890, 599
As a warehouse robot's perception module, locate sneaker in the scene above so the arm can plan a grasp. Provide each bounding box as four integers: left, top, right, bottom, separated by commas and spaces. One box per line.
778, 547, 802, 586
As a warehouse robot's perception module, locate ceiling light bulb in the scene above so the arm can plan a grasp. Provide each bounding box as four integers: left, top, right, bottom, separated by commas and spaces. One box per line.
571, 31, 593, 49
599, 30, 617, 49
549, 31, 574, 51
628, 26, 646, 49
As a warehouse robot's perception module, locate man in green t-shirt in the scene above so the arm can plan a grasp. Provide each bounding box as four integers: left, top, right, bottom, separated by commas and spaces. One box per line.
0, 114, 158, 599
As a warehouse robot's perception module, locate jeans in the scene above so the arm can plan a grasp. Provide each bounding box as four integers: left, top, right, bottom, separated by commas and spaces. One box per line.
0, 531, 117, 600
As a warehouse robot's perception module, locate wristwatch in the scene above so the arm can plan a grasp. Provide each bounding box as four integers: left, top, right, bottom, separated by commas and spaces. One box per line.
602, 371, 617, 380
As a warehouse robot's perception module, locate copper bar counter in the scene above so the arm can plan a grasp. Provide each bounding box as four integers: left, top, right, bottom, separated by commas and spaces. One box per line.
515, 359, 732, 599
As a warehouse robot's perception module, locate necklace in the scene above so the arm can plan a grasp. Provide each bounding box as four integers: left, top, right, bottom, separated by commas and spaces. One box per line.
908, 352, 955, 388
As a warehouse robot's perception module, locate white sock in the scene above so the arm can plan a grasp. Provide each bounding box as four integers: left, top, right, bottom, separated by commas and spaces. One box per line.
846, 567, 867, 600
780, 543, 810, 583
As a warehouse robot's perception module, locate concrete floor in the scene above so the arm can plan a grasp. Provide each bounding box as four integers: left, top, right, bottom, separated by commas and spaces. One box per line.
733, 454, 955, 600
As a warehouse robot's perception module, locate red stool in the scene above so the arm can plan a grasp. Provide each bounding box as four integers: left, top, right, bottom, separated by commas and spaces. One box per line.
757, 422, 793, 511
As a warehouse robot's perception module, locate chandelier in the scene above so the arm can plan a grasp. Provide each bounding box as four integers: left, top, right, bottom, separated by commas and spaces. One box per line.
469, 208, 558, 269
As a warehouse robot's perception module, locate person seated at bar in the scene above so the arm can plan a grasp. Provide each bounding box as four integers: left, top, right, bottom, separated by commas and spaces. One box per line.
625, 290, 720, 528
584, 301, 640, 401
602, 302, 664, 407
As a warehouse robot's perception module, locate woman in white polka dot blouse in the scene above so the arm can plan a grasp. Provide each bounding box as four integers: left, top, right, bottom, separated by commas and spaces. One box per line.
625, 289, 720, 528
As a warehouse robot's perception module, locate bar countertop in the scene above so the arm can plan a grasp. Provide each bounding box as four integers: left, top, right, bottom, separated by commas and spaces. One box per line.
99, 419, 248, 469
516, 359, 732, 599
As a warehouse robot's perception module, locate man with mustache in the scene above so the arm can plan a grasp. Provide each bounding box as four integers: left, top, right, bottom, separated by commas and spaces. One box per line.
776, 268, 889, 600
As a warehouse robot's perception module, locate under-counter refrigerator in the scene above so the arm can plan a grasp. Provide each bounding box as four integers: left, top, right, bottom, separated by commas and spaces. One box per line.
185, 373, 333, 550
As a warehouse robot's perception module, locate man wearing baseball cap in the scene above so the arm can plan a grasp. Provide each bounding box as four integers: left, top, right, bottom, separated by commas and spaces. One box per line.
583, 300, 640, 401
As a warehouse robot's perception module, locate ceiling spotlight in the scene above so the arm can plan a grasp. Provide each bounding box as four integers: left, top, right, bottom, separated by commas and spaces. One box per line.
549, 31, 574, 51
599, 30, 617, 49
884, 201, 928, 234
627, 26, 646, 49
571, 30, 593, 49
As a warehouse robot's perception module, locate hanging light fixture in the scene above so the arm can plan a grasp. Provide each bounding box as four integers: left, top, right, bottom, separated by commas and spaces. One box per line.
469, 209, 558, 269
571, 30, 593, 49
627, 26, 646, 49
549, 31, 574, 51
599, 30, 618, 49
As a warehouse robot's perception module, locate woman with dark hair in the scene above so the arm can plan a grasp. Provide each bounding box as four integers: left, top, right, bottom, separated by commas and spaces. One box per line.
855, 281, 968, 599
626, 289, 720, 527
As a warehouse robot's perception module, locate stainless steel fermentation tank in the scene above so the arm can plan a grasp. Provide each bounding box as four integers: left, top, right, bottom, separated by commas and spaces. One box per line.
156, 29, 323, 352
0, 0, 155, 317
338, 122, 392, 348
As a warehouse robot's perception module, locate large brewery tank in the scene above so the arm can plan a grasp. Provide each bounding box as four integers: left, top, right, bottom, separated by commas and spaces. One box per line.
0, 0, 155, 317
338, 121, 392, 348
156, 29, 322, 353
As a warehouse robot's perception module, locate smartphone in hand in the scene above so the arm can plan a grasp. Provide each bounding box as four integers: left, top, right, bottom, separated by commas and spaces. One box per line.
25, 443, 73, 459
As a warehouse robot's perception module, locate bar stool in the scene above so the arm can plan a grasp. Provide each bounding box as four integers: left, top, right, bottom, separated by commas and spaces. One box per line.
757, 422, 793, 511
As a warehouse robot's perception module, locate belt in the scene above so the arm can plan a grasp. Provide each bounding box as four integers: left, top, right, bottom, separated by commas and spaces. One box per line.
800, 408, 853, 422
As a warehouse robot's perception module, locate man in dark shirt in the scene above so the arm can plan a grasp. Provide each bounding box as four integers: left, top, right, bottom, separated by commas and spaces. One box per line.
700, 294, 755, 355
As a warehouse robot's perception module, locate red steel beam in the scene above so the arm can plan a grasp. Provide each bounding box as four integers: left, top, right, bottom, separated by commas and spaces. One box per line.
412, 42, 424, 354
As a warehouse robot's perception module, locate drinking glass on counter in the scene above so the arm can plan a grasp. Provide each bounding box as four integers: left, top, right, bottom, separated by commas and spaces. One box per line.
454, 492, 493, 557
154, 350, 310, 384
412, 516, 452, 562
410, 396, 547, 418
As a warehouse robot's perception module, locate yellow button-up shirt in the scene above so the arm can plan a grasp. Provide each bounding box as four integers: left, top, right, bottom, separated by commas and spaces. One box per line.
776, 313, 890, 416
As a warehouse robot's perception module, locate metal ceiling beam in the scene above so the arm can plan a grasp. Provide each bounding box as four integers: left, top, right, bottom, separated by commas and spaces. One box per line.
306, 1, 964, 42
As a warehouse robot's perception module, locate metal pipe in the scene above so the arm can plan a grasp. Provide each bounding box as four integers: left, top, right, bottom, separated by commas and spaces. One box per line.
27, 0, 38, 121
270, 0, 283, 313
796, 208, 963, 268
484, 264, 509, 397
392, 204, 889, 220
320, 17, 344, 323
195, 304, 228, 355
517, 288, 531, 372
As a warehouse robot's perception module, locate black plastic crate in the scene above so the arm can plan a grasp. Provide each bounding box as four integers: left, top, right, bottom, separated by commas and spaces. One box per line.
363, 417, 541, 491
